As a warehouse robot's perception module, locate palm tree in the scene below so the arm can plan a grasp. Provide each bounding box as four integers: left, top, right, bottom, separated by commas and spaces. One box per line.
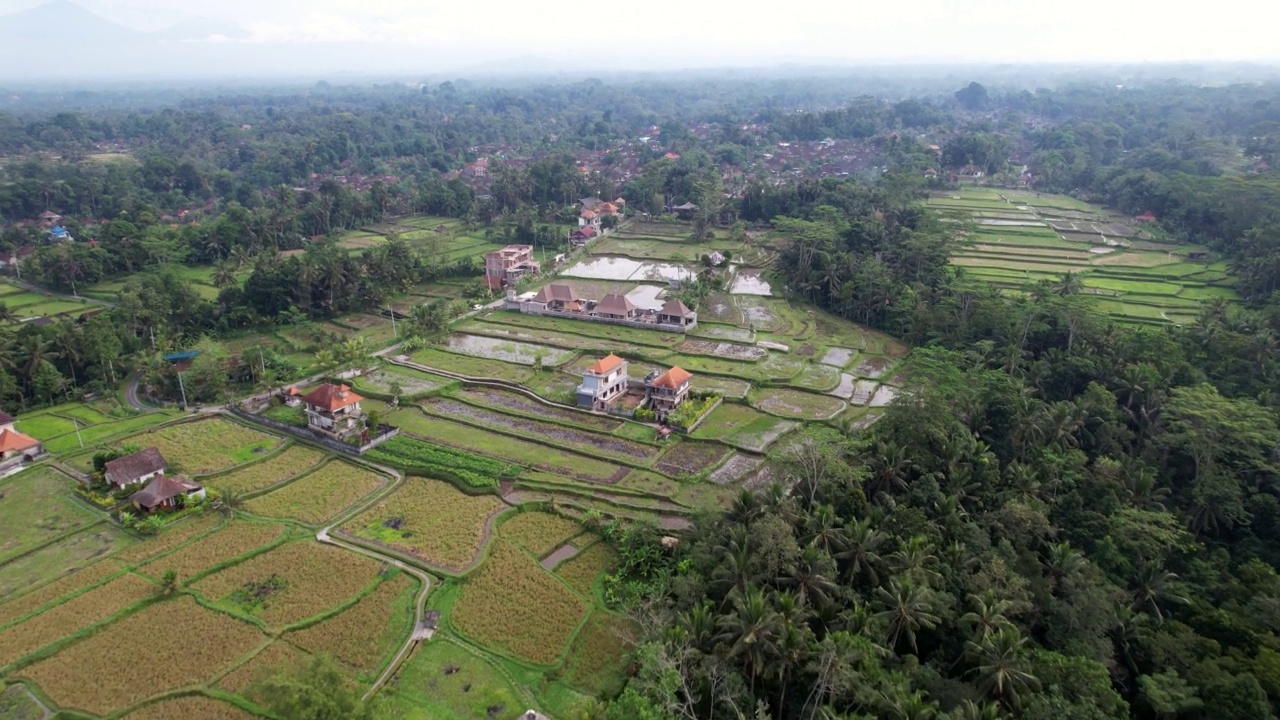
887, 535, 942, 587
19, 334, 58, 378
711, 538, 756, 602
1041, 542, 1085, 594
1132, 565, 1189, 623
0, 303, 13, 324
51, 320, 81, 386
779, 544, 838, 609
715, 586, 782, 692
804, 504, 848, 554
838, 517, 885, 587
874, 580, 940, 653
216, 489, 245, 518
727, 488, 764, 524
959, 591, 1014, 644
864, 440, 913, 500
966, 629, 1039, 709
211, 261, 238, 289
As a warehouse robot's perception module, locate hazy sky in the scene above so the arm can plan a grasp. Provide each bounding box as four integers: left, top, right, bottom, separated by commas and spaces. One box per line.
2, 0, 1279, 68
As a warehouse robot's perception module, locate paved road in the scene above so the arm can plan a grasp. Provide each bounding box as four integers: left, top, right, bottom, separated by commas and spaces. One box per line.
124, 372, 150, 410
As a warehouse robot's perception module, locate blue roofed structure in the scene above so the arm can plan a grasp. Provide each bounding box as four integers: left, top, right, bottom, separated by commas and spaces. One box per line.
162, 350, 200, 363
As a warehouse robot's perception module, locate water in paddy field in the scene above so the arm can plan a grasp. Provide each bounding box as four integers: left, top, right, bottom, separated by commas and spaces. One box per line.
870, 385, 898, 407
625, 284, 668, 311
446, 333, 574, 366
731, 270, 773, 295
562, 256, 694, 282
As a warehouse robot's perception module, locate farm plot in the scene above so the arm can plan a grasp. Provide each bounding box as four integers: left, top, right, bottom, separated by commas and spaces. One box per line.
0, 525, 133, 601
378, 638, 531, 720
709, 453, 765, 486
454, 387, 621, 432
0, 572, 155, 668
752, 388, 847, 420
850, 355, 897, 379
445, 334, 575, 367
422, 398, 658, 462
17, 596, 263, 717
555, 542, 619, 598
691, 374, 751, 399
678, 338, 766, 361
790, 363, 842, 392
245, 461, 386, 525
125, 696, 257, 720
287, 573, 416, 674
0, 467, 99, 563
217, 640, 304, 694
499, 512, 584, 557
194, 541, 380, 628
691, 403, 800, 452
481, 311, 682, 349
408, 347, 534, 383
138, 521, 286, 583
355, 365, 451, 399
563, 612, 637, 697
700, 293, 744, 325
43, 412, 176, 455
654, 441, 732, 478
13, 413, 79, 440
343, 476, 506, 572
451, 541, 588, 666
125, 418, 281, 476
110, 514, 221, 565
205, 444, 327, 495
689, 323, 755, 343
364, 435, 514, 491
388, 411, 625, 484
0, 560, 125, 627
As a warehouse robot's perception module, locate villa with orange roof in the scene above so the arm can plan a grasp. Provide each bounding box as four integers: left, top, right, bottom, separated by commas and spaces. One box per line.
302, 383, 366, 440
0, 410, 43, 465
644, 366, 693, 422
577, 354, 629, 411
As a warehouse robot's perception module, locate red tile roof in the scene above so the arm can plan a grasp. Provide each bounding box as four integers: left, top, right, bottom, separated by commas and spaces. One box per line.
0, 428, 39, 453
587, 354, 625, 375
301, 383, 364, 412
651, 367, 692, 389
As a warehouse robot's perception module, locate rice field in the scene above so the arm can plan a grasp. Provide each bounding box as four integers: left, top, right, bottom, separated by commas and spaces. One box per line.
343, 476, 506, 572
287, 573, 417, 674
137, 521, 287, 583
111, 514, 222, 565
124, 418, 282, 476
0, 525, 134, 601
217, 640, 305, 694
499, 512, 584, 557
204, 444, 327, 495
563, 611, 637, 697
751, 388, 848, 420
124, 695, 257, 720
0, 466, 99, 564
244, 460, 387, 525
0, 572, 156, 668
555, 542, 619, 598
193, 541, 381, 628
0, 560, 125, 628
451, 541, 588, 666
691, 403, 801, 452
17, 596, 264, 717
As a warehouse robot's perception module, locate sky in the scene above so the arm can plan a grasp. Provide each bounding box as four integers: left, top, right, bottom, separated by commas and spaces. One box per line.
1, 0, 1279, 70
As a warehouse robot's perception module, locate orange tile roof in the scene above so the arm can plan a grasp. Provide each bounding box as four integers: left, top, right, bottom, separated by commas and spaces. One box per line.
0, 428, 40, 453
651, 366, 692, 389
301, 383, 364, 412
587, 354, 625, 375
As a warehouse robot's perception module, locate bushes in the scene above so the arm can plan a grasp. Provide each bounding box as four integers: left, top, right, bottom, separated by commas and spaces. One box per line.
365, 436, 517, 490
669, 395, 718, 430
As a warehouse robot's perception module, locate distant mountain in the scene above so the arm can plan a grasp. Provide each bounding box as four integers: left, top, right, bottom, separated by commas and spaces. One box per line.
0, 0, 140, 43
157, 17, 250, 42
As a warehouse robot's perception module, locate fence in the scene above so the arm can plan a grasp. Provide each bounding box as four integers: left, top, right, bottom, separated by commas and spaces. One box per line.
228, 407, 400, 456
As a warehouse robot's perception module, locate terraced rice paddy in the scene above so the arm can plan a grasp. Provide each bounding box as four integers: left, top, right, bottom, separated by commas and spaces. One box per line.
936, 187, 1239, 323
205, 444, 327, 495
499, 512, 584, 557
17, 596, 263, 716
0, 467, 99, 563
0, 525, 133, 601
125, 418, 281, 476
555, 542, 619, 597
287, 573, 416, 674
451, 541, 588, 666
244, 461, 387, 525
344, 477, 506, 572
137, 521, 286, 582
0, 572, 156, 668
125, 695, 257, 720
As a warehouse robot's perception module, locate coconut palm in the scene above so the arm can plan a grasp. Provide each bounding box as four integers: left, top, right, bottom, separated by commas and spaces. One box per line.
715, 586, 782, 692
804, 504, 848, 554
959, 591, 1015, 644
1132, 565, 1189, 623
874, 580, 940, 653
838, 517, 886, 587
778, 544, 838, 609
966, 629, 1039, 708
211, 260, 239, 289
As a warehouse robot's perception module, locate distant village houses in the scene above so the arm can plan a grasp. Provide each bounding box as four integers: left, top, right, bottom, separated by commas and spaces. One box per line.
508, 283, 697, 331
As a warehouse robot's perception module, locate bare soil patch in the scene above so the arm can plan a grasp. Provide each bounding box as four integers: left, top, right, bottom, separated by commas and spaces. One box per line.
851, 355, 895, 378
540, 543, 580, 570
709, 453, 764, 486
679, 339, 766, 361
655, 442, 731, 477
458, 387, 621, 431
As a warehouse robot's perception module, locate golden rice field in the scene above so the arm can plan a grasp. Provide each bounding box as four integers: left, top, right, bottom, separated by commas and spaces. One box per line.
343, 477, 506, 572
17, 596, 263, 717
245, 461, 386, 525
138, 521, 286, 583
451, 541, 588, 666
206, 444, 327, 495
124, 695, 257, 720
0, 560, 125, 628
564, 611, 638, 697
288, 574, 416, 674
499, 511, 583, 557
0, 573, 155, 668
193, 541, 380, 629
555, 542, 618, 598
126, 418, 281, 476
216, 640, 306, 694
112, 513, 221, 565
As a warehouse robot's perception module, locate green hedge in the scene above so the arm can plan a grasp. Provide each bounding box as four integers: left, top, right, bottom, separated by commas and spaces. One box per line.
365, 436, 518, 490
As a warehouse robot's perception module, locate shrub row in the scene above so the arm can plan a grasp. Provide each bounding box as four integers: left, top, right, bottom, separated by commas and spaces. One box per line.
365, 436, 518, 490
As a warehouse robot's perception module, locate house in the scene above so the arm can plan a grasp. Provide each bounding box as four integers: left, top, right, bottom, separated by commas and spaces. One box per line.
1135, 210, 1157, 223
519, 712, 551, 720
924, 168, 939, 179
595, 293, 637, 320
645, 366, 693, 422
658, 299, 697, 328
281, 386, 303, 407
484, 244, 541, 290
302, 383, 366, 439
578, 201, 621, 231
0, 246, 35, 272
104, 447, 168, 489
706, 251, 726, 267
579, 197, 604, 212
47, 225, 72, 243
530, 283, 582, 312
130, 474, 205, 513
957, 165, 985, 179
461, 157, 489, 178
663, 152, 681, 160
670, 202, 699, 219
570, 226, 597, 246
37, 211, 62, 228
0, 410, 42, 462
577, 354, 629, 410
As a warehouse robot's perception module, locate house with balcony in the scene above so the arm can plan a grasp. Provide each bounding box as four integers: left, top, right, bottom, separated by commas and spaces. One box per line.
302, 383, 366, 440
577, 354, 629, 411
484, 244, 541, 290
645, 366, 693, 422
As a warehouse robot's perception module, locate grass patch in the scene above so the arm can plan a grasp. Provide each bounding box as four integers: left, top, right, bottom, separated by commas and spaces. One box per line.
0, 467, 100, 564
690, 403, 801, 452
0, 525, 133, 602
376, 638, 532, 720
43, 412, 177, 454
